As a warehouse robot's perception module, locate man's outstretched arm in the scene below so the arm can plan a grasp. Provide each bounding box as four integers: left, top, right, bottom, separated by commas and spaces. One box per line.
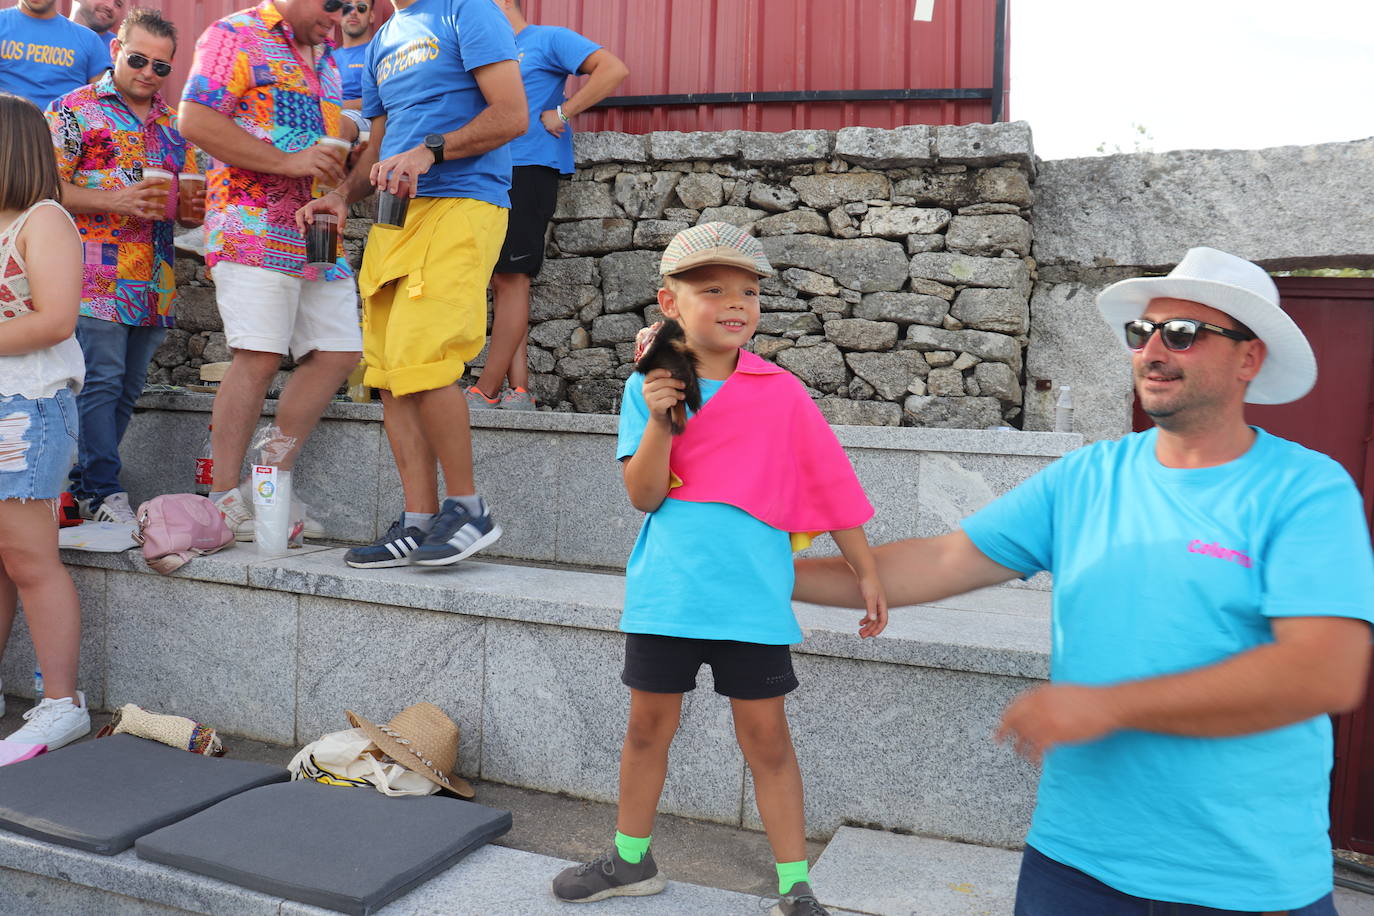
794, 529, 1021, 609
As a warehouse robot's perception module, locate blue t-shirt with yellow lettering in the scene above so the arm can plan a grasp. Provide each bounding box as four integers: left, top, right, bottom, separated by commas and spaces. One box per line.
510, 24, 598, 174
0, 8, 110, 110
360, 0, 516, 206
962, 426, 1374, 911
333, 40, 369, 102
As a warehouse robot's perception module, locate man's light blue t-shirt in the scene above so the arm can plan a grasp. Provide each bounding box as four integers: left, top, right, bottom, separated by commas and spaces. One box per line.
509, 24, 598, 174
333, 41, 369, 102
360, 0, 516, 206
616, 373, 800, 646
0, 9, 110, 110
962, 427, 1374, 911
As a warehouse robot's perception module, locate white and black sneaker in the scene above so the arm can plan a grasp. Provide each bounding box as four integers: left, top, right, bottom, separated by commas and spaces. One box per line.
92, 492, 135, 524
344, 515, 428, 568
410, 497, 501, 567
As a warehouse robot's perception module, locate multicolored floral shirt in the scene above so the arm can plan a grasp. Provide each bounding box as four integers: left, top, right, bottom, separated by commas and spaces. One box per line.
46, 72, 195, 327
180, 0, 349, 281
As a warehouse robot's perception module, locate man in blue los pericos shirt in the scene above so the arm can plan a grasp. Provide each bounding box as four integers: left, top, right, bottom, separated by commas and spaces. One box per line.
0, 0, 110, 109
796, 247, 1374, 915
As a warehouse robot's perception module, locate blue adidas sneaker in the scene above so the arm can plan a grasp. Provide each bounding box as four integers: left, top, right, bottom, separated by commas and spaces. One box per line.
411, 497, 502, 567
344, 515, 429, 569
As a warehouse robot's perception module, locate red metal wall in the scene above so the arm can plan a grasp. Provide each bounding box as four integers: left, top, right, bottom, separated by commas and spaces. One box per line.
138, 0, 1006, 132
526, 0, 1009, 132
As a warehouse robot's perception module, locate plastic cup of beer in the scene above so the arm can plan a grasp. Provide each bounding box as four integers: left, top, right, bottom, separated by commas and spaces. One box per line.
375, 178, 411, 229
306, 212, 339, 268
177, 172, 205, 222
141, 167, 173, 220
313, 136, 351, 196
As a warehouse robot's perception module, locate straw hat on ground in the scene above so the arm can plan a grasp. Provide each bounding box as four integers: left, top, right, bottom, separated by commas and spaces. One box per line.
346, 702, 473, 798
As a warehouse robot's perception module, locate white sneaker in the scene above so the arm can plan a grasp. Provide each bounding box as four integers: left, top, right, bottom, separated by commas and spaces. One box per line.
92, 491, 136, 524
8, 691, 90, 750
213, 487, 255, 541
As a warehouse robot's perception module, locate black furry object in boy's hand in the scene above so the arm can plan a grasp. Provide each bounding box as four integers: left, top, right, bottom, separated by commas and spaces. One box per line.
633, 319, 702, 435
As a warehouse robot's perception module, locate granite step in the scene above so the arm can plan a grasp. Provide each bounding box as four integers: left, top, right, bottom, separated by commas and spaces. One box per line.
0, 826, 763, 915
809, 827, 1374, 916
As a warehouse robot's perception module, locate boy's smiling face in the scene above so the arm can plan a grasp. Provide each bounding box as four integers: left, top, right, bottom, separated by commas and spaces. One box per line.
658, 264, 761, 375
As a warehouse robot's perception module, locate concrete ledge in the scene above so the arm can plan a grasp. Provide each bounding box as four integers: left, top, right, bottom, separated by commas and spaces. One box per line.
123, 393, 1079, 574
28, 545, 1047, 844
0, 828, 761, 915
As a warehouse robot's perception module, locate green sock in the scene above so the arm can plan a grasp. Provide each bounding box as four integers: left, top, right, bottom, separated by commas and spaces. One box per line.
614, 831, 651, 865
776, 859, 809, 895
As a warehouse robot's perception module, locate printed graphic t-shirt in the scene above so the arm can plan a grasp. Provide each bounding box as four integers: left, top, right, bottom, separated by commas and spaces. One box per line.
0, 8, 110, 110
333, 40, 369, 101
509, 24, 598, 174
962, 427, 1374, 911
360, 0, 516, 205
616, 373, 800, 646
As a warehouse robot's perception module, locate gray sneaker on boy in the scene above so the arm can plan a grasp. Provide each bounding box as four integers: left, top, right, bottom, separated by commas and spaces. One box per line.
551, 849, 666, 903
771, 882, 829, 916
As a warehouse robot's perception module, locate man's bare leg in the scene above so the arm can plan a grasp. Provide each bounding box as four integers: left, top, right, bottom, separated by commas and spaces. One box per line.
474, 271, 531, 398
273, 349, 362, 469
380, 388, 441, 514
209, 349, 280, 493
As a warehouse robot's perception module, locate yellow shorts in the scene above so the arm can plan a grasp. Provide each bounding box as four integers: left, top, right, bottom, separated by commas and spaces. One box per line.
357, 197, 507, 396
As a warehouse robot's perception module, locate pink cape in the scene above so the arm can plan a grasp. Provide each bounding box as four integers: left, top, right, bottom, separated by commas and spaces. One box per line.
668, 350, 873, 546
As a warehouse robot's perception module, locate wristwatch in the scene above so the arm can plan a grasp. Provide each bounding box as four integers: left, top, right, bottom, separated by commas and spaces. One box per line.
424, 133, 445, 164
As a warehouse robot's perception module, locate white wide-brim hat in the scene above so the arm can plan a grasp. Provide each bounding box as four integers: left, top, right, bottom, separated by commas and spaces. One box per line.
1095, 247, 1316, 404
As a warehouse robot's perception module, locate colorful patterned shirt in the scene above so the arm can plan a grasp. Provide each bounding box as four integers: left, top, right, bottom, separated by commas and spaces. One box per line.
180, 0, 349, 281
46, 71, 195, 327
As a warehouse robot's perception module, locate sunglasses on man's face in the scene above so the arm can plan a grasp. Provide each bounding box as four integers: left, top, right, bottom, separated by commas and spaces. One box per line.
323, 0, 368, 13
124, 52, 172, 77
1124, 318, 1256, 352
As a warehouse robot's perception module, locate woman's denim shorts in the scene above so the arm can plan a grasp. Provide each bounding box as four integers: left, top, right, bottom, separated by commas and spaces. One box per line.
0, 388, 79, 501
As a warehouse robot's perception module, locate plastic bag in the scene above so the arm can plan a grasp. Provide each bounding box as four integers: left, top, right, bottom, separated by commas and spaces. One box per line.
288, 728, 439, 797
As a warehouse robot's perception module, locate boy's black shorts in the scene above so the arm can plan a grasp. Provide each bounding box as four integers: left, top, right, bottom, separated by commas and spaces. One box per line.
493, 165, 561, 276
622, 633, 799, 700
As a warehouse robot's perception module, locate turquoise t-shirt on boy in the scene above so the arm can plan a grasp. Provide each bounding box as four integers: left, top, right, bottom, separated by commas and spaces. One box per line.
616, 373, 800, 646
963, 427, 1374, 911
360, 0, 516, 205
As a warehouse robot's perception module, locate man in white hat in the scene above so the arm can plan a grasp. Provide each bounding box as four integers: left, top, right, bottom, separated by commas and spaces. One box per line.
795, 247, 1374, 914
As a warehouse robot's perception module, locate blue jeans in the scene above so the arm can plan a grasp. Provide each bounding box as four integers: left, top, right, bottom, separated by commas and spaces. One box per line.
1015, 845, 1338, 916
68, 317, 166, 506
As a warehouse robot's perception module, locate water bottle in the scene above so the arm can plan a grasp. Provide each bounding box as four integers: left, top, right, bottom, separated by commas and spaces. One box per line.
33, 668, 43, 700
1054, 385, 1074, 433
194, 424, 214, 497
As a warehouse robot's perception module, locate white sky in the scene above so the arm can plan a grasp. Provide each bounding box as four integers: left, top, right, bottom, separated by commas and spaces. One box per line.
1009, 0, 1374, 160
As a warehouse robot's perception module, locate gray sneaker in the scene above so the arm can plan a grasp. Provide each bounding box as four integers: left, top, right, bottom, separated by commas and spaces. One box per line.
499, 387, 536, 411
551, 849, 666, 904
465, 386, 499, 410
770, 882, 829, 916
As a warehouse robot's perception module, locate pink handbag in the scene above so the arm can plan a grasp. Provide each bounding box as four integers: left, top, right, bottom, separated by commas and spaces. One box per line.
133, 493, 234, 575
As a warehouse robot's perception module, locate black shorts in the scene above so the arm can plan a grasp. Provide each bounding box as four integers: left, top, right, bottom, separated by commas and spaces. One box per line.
621, 633, 799, 700
493, 165, 561, 276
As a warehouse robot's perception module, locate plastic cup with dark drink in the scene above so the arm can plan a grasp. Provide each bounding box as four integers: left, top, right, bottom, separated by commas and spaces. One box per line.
376, 178, 411, 229
306, 212, 339, 268
141, 167, 173, 220
177, 172, 205, 222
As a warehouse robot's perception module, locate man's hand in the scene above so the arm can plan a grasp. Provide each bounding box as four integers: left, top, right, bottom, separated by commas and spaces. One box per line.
371, 145, 432, 197
995, 684, 1121, 764
540, 109, 566, 138
294, 191, 348, 233
110, 179, 167, 220
281, 144, 348, 185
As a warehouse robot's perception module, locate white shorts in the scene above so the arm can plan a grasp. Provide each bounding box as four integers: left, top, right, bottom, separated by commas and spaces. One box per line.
212, 261, 363, 358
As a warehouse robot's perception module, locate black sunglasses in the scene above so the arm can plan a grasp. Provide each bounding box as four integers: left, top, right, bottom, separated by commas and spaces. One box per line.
124, 52, 172, 77
323, 0, 368, 13
1124, 318, 1256, 352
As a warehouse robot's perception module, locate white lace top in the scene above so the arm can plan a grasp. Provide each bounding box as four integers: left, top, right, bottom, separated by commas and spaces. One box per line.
0, 200, 85, 398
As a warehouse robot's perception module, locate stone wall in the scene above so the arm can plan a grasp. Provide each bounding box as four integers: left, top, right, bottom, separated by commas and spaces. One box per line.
157, 122, 1038, 428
